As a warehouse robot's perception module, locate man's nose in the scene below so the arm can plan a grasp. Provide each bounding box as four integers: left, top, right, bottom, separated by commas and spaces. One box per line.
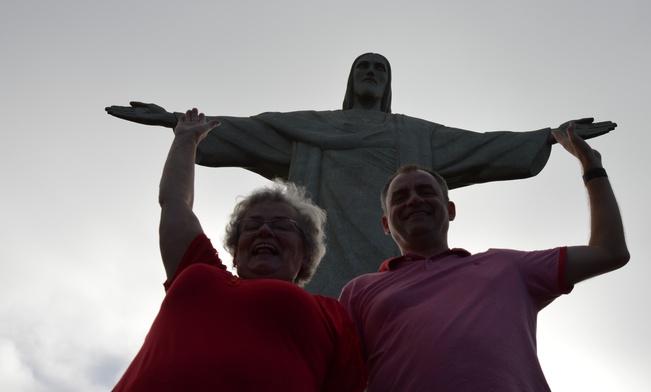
405, 192, 423, 205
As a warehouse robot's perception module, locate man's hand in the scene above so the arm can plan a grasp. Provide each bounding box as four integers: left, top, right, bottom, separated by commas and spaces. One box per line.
548, 117, 617, 145
105, 101, 178, 127
175, 108, 221, 142
552, 122, 603, 171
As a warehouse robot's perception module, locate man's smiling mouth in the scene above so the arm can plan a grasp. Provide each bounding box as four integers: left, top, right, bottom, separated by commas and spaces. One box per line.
405, 211, 430, 219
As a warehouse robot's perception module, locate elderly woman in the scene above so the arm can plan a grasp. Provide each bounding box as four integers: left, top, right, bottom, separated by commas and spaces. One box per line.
112, 109, 366, 391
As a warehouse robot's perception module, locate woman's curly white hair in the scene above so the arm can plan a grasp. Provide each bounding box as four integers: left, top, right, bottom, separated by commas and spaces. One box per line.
223, 180, 327, 287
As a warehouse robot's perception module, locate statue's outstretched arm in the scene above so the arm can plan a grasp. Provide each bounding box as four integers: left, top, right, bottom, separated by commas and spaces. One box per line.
105, 101, 179, 128
548, 117, 617, 144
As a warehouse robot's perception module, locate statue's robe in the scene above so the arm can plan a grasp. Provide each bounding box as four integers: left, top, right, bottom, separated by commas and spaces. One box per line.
197, 109, 551, 297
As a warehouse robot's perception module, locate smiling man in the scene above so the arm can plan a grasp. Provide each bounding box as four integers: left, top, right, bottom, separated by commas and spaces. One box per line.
380, 168, 454, 256
339, 124, 630, 391
107, 53, 617, 298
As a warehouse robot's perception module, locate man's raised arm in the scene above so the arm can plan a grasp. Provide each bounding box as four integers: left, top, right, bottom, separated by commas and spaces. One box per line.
552, 123, 630, 286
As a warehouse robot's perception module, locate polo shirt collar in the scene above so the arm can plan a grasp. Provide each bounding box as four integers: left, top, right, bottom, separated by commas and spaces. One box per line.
378, 248, 471, 272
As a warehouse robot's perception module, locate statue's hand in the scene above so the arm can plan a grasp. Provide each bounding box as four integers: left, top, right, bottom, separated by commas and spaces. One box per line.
105, 101, 178, 128
552, 122, 603, 170
549, 118, 617, 144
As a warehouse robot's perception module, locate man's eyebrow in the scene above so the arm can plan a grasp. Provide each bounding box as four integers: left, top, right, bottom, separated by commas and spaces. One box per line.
390, 183, 437, 196
390, 187, 408, 197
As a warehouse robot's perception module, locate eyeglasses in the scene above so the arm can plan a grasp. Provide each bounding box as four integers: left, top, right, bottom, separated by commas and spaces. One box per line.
237, 218, 305, 237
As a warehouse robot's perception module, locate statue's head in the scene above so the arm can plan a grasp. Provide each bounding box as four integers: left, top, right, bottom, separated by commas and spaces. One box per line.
343, 53, 392, 113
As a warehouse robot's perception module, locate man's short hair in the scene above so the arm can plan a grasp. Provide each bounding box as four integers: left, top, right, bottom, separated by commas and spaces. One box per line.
380, 164, 449, 214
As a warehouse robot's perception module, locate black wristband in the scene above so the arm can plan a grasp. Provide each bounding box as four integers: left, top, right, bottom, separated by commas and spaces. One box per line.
582, 168, 608, 184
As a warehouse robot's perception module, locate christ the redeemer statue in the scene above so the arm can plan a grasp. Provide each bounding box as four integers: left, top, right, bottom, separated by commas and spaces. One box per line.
106, 53, 615, 298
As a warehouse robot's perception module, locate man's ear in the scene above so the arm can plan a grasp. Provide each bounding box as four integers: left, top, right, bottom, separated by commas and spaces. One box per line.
382, 215, 391, 235
448, 201, 456, 221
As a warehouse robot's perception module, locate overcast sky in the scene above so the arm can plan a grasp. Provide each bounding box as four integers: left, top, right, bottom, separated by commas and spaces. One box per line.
1, 1, 649, 391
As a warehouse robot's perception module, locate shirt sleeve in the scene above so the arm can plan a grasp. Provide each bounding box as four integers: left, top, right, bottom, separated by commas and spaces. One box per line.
195, 113, 293, 181
163, 234, 227, 291
314, 295, 368, 392
511, 247, 574, 309
430, 125, 552, 189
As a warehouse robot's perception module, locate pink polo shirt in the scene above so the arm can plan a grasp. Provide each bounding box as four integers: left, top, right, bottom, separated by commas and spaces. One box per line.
340, 247, 571, 392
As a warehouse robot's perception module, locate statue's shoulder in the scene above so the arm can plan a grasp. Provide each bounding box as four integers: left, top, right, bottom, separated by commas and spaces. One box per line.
398, 112, 444, 127
251, 110, 449, 129
255, 109, 339, 119
377, 112, 445, 132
